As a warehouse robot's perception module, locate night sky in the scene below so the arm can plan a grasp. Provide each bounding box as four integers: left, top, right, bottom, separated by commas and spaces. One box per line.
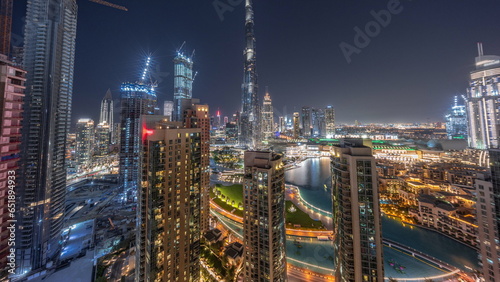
12, 0, 500, 124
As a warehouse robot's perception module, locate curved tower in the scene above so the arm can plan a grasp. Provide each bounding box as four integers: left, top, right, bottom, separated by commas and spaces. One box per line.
240, 0, 259, 147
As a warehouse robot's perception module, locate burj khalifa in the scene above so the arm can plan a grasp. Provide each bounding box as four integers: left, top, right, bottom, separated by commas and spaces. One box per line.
239, 0, 260, 147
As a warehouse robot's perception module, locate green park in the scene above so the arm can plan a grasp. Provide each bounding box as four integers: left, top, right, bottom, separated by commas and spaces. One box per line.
211, 183, 325, 230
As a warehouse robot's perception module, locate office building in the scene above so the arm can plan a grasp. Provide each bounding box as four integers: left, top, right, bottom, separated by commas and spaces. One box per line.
239, 0, 260, 147
119, 82, 158, 192
475, 174, 500, 282
278, 116, 285, 134
261, 89, 274, 140
100, 89, 113, 126
173, 50, 194, 121
445, 96, 467, 140
312, 108, 325, 137
75, 118, 94, 165
301, 106, 312, 137
331, 139, 384, 281
17, 0, 78, 273
466, 43, 500, 149
95, 122, 111, 156
136, 115, 201, 282
183, 100, 210, 232
293, 112, 300, 139
164, 100, 173, 120
325, 105, 335, 138
0, 55, 25, 269
242, 151, 286, 281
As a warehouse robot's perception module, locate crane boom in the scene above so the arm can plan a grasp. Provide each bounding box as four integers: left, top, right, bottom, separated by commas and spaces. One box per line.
89, 0, 128, 11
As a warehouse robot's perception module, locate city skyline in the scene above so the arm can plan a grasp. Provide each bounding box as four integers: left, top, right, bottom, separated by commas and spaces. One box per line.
11, 1, 500, 124
3, 1, 500, 281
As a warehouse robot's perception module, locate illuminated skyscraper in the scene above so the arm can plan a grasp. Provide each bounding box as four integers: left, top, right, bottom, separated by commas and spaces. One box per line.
243, 151, 286, 281
261, 89, 274, 140
445, 96, 467, 140
173, 49, 194, 121
331, 139, 384, 281
0, 55, 25, 269
137, 116, 201, 282
119, 82, 158, 192
475, 174, 500, 282
75, 118, 94, 165
240, 0, 260, 147
325, 105, 335, 138
17, 0, 77, 273
293, 112, 300, 139
466, 43, 500, 149
100, 89, 113, 125
183, 100, 210, 232
95, 122, 111, 156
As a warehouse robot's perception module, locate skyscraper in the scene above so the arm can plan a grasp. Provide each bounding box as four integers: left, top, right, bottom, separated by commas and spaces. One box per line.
173, 50, 194, 121
0, 0, 13, 56
75, 118, 94, 166
0, 55, 25, 270
301, 106, 312, 137
183, 100, 210, 232
119, 82, 158, 192
293, 112, 300, 139
239, 0, 260, 147
261, 89, 274, 140
331, 139, 384, 281
17, 0, 77, 273
100, 89, 114, 126
445, 96, 467, 140
163, 100, 173, 120
136, 115, 201, 282
95, 122, 111, 156
312, 108, 325, 137
243, 151, 286, 281
325, 105, 335, 138
487, 149, 500, 250
466, 43, 500, 149
475, 174, 500, 282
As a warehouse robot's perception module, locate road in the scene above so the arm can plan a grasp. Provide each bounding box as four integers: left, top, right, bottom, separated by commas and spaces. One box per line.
210, 200, 331, 237
287, 265, 334, 282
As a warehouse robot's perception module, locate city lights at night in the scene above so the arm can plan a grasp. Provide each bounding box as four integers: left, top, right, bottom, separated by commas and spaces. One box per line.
1, 0, 500, 281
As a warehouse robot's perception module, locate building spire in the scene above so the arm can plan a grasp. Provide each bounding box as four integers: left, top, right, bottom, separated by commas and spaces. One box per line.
477, 42, 484, 57
104, 88, 112, 100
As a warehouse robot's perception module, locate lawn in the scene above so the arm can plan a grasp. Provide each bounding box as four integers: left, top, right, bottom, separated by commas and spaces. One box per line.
215, 184, 243, 204
285, 201, 325, 230
210, 185, 244, 217
211, 185, 325, 231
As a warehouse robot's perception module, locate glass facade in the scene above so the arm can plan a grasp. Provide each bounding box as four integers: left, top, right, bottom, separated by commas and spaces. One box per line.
119, 83, 157, 193
17, 0, 78, 274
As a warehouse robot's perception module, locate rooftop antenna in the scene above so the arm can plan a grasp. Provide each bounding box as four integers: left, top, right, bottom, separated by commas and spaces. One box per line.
454, 95, 458, 107
477, 42, 484, 56
191, 49, 196, 60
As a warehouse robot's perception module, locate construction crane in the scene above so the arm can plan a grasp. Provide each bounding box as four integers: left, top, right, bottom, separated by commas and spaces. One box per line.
89, 0, 128, 11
